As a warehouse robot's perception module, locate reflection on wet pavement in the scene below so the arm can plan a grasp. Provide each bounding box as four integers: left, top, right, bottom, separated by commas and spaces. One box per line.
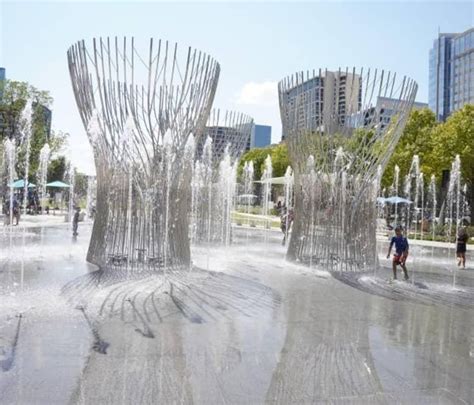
0, 224, 473, 403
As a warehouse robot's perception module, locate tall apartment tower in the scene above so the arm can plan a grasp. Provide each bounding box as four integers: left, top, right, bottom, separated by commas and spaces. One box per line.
0, 67, 6, 100
429, 28, 474, 121
280, 71, 361, 141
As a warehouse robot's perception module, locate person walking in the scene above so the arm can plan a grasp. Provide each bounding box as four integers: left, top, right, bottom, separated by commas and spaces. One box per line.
456, 227, 469, 269
387, 225, 409, 280
12, 198, 20, 226
280, 207, 294, 246
72, 207, 81, 236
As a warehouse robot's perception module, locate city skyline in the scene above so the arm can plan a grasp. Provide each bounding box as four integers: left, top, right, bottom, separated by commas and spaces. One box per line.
0, 1, 472, 174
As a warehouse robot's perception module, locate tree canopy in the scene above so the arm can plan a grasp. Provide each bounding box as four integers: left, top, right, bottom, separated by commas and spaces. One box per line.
238, 143, 290, 180
382, 105, 474, 211
0, 79, 69, 183
238, 106, 474, 213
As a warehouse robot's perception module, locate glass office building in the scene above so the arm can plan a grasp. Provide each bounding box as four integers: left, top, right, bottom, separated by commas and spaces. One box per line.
0, 67, 5, 100
429, 28, 474, 121
246, 124, 272, 150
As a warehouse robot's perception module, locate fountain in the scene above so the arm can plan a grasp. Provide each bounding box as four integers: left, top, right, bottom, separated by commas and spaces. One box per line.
404, 155, 421, 238
394, 165, 400, 226
66, 161, 75, 223
261, 155, 273, 232
38, 143, 51, 214
192, 136, 213, 245
283, 166, 294, 247
68, 37, 220, 270
215, 148, 237, 245
20, 101, 33, 215
242, 161, 255, 229
192, 109, 253, 245
428, 174, 437, 241
445, 155, 462, 289
446, 155, 462, 241
85, 176, 96, 218
278, 68, 418, 271
3, 138, 16, 227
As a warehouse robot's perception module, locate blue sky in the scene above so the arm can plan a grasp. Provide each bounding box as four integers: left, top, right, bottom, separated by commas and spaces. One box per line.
1, 1, 472, 173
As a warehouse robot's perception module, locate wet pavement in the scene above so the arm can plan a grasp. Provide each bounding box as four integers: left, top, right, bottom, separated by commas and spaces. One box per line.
0, 224, 473, 404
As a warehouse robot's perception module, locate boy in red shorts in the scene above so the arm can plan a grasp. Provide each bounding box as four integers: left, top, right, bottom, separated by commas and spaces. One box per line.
386, 226, 409, 280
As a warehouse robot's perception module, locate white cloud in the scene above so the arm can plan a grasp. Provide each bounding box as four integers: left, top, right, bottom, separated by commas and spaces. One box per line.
235, 81, 278, 106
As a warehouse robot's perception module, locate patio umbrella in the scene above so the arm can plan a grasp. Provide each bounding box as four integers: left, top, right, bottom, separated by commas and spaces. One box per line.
254, 176, 289, 185
9, 179, 36, 188
46, 181, 71, 188
384, 196, 412, 204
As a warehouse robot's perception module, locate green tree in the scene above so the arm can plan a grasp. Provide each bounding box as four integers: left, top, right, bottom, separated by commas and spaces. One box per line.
238, 143, 291, 180
48, 130, 69, 155
0, 80, 54, 181
269, 143, 290, 177
0, 80, 52, 143
382, 108, 437, 189
238, 146, 273, 180
47, 156, 67, 183
74, 172, 89, 200
430, 105, 474, 212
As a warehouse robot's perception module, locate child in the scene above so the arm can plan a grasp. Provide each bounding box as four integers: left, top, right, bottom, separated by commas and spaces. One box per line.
280, 207, 294, 246
456, 227, 469, 269
386, 225, 409, 280
73, 207, 80, 236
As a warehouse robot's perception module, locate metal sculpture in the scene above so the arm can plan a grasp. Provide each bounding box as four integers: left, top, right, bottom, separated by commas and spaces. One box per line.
195, 109, 253, 164
279, 68, 417, 271
67, 37, 220, 269
192, 109, 253, 245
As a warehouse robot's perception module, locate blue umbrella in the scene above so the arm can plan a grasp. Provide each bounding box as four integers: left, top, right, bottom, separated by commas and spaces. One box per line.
9, 179, 36, 188
46, 181, 71, 188
385, 196, 412, 204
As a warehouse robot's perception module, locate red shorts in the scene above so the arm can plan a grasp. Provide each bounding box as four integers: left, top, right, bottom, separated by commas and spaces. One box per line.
393, 253, 407, 265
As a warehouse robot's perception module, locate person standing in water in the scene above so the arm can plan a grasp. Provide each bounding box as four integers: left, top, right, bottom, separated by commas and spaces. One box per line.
72, 207, 81, 236
456, 227, 469, 269
280, 207, 294, 246
387, 225, 409, 280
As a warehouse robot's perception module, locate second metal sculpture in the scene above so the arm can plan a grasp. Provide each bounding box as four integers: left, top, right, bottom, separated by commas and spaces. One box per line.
279, 68, 417, 271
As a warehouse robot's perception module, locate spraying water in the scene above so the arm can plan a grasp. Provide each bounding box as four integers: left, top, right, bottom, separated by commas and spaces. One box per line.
446, 155, 461, 289
428, 174, 437, 241
243, 161, 254, 229
216, 147, 237, 246
394, 165, 400, 226
4, 139, 16, 228
66, 162, 76, 223
20, 101, 33, 215
38, 143, 51, 214
261, 155, 273, 233
283, 166, 294, 247
404, 155, 420, 236
85, 176, 97, 218
447, 155, 462, 240
418, 173, 424, 239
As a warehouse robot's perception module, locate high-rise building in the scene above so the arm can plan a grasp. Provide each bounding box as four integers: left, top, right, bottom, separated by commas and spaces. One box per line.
246, 124, 271, 150
0, 67, 6, 100
280, 71, 361, 141
34, 102, 53, 140
348, 96, 428, 129
429, 28, 474, 121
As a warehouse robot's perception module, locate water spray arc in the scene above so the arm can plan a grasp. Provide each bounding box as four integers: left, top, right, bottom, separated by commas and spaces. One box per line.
192, 109, 253, 245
